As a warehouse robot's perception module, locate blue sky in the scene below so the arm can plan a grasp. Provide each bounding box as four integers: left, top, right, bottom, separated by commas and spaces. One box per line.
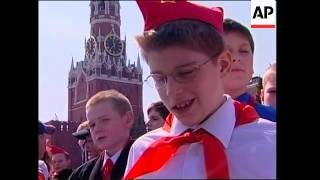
39, 1, 276, 123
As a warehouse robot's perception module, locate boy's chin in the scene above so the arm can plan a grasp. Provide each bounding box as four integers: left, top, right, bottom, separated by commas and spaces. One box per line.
178, 115, 202, 127
97, 144, 108, 151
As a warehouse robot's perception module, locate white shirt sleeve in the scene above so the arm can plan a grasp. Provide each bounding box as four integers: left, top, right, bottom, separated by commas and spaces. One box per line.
38, 160, 49, 180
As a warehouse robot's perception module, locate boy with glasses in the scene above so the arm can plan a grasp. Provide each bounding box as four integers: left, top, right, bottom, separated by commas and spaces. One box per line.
124, 0, 276, 179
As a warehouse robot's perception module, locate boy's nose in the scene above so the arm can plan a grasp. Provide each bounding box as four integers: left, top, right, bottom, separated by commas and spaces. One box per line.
231, 53, 241, 63
232, 57, 241, 63
165, 76, 183, 96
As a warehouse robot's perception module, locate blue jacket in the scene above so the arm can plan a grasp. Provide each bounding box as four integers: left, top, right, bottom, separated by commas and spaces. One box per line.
236, 92, 276, 122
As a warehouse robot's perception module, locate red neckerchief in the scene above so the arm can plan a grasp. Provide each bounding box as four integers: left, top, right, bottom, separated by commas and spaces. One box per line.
38, 172, 45, 180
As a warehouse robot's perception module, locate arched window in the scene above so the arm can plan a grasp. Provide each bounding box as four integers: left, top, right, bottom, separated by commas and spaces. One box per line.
91, 5, 94, 16
99, 1, 105, 11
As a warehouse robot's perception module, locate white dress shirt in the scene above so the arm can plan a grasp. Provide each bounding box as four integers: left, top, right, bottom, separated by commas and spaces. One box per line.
124, 95, 276, 179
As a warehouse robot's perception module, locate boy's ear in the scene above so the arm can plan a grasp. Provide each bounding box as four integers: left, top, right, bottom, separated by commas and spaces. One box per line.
217, 50, 232, 78
124, 111, 135, 128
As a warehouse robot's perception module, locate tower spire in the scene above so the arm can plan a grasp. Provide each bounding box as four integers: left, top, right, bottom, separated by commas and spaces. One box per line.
123, 34, 127, 65
84, 37, 87, 60
137, 52, 142, 74
71, 57, 74, 71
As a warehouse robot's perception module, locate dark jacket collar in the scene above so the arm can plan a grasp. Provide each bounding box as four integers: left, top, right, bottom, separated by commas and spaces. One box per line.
89, 139, 134, 180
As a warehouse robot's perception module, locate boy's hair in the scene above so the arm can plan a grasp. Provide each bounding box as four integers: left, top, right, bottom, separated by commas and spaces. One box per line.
86, 89, 133, 116
54, 153, 70, 160
136, 20, 225, 61
147, 101, 170, 120
262, 63, 276, 87
223, 18, 255, 53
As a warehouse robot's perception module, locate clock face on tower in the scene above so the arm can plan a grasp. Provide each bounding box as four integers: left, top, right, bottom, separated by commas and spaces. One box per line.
104, 34, 123, 56
86, 36, 97, 58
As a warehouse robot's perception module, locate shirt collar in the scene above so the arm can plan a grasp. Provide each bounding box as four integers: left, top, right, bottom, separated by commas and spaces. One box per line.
169, 95, 236, 148
102, 148, 122, 168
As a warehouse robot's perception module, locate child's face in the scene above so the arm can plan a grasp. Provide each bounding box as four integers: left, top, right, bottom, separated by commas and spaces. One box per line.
52, 153, 70, 173
84, 136, 101, 160
147, 109, 165, 131
87, 101, 132, 155
262, 75, 276, 108
147, 46, 229, 127
223, 32, 254, 97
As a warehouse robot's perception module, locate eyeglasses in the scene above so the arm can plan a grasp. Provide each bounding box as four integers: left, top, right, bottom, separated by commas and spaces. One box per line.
144, 56, 215, 89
